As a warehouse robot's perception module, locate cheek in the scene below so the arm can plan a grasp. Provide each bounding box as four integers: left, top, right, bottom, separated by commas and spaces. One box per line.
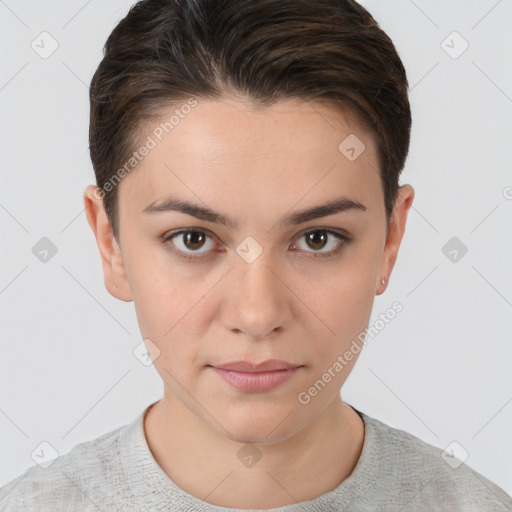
133, 277, 209, 343
295, 278, 375, 399
314, 282, 374, 358
304, 251, 380, 358
124, 240, 191, 329
125, 250, 216, 372
132, 277, 207, 385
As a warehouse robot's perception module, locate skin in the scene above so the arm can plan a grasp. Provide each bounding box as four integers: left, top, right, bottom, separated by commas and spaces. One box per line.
83, 97, 414, 509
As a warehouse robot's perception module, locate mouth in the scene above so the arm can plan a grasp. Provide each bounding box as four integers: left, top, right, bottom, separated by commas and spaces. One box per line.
210, 359, 301, 372
207, 360, 302, 393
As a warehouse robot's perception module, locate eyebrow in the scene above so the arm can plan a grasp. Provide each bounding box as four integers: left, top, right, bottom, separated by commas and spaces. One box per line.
142, 195, 366, 230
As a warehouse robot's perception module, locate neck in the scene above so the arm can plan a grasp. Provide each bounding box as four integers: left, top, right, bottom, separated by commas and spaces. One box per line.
144, 394, 364, 509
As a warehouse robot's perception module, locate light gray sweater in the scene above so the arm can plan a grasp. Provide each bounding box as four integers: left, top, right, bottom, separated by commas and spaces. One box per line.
1, 402, 511, 511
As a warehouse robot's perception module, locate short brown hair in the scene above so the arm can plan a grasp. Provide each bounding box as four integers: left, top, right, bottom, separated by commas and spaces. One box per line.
89, 0, 411, 240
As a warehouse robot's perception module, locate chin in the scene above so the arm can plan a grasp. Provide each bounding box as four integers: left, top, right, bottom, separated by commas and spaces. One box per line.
226, 426, 293, 446
209, 402, 303, 446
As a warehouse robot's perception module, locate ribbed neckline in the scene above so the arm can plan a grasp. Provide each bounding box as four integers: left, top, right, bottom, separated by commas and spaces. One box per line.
119, 401, 382, 511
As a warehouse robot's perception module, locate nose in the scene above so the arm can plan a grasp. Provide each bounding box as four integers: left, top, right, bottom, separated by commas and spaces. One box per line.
220, 250, 293, 341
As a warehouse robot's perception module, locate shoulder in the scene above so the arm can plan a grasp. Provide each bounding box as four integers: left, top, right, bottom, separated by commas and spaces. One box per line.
0, 423, 127, 512
360, 412, 512, 511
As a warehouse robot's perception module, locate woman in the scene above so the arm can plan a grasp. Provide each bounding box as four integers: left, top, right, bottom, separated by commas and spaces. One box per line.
1, 0, 510, 510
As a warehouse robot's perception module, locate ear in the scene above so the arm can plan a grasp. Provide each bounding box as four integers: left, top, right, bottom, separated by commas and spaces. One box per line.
83, 185, 133, 302
376, 184, 415, 296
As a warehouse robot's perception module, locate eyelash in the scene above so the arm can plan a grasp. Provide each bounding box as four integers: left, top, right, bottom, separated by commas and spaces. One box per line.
162, 228, 352, 262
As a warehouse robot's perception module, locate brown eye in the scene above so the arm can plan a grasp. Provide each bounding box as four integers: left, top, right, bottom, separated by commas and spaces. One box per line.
293, 228, 349, 258
165, 229, 216, 256
305, 230, 329, 251
182, 231, 207, 250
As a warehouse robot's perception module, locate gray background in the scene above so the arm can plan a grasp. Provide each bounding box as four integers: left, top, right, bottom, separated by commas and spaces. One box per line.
1, 0, 511, 498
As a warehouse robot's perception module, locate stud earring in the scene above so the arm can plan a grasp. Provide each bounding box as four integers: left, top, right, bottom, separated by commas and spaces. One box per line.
381, 277, 386, 285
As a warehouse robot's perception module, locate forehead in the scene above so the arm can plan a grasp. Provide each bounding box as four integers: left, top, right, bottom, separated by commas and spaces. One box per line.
118, 97, 380, 212
147, 97, 375, 158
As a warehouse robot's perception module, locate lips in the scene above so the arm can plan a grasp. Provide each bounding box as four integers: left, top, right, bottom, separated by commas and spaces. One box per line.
208, 360, 302, 392
211, 359, 300, 372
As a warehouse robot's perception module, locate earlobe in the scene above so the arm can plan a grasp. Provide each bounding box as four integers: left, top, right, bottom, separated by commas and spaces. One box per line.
83, 185, 133, 302
376, 184, 415, 296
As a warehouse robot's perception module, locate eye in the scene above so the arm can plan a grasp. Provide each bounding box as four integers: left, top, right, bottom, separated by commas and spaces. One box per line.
163, 229, 217, 260
291, 228, 350, 258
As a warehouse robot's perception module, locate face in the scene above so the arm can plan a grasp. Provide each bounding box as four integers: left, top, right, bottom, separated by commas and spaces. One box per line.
84, 97, 413, 444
